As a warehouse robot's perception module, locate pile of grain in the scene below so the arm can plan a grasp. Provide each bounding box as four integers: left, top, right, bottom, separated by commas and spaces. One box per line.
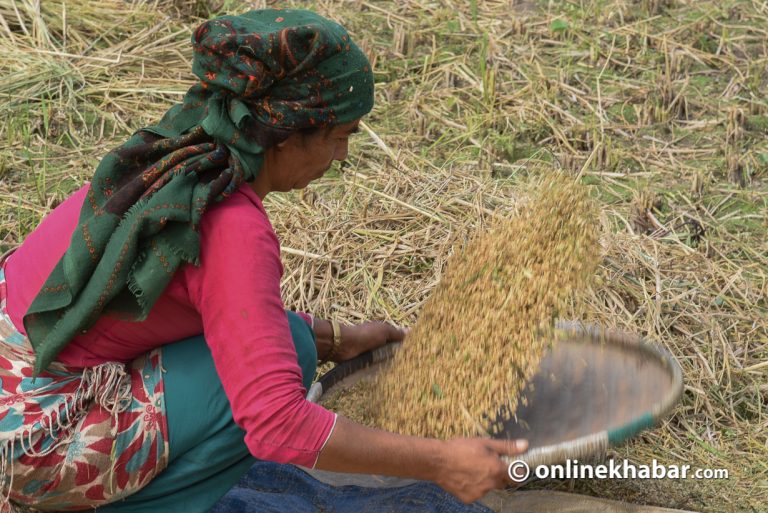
370, 173, 600, 438
321, 380, 378, 427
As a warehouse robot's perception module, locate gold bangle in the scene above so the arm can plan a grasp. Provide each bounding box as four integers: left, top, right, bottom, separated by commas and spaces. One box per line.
324, 319, 343, 363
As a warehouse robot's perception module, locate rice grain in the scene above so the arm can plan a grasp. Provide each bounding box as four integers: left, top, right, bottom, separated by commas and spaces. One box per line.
370, 173, 600, 438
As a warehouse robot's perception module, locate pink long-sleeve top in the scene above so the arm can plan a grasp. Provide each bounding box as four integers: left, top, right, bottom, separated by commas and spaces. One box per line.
3, 182, 336, 468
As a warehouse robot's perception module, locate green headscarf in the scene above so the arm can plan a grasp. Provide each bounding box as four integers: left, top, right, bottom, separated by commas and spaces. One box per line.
23, 9, 374, 375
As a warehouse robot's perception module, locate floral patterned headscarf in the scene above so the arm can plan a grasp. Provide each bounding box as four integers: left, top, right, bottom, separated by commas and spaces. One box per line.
24, 9, 375, 374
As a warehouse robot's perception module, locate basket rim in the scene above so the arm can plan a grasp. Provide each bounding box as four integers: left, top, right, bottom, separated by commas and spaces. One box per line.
308, 320, 684, 468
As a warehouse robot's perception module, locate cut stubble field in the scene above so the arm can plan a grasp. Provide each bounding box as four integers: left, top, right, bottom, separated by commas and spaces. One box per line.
0, 1, 766, 512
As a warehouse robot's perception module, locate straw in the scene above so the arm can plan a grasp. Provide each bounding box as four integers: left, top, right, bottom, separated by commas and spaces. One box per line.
1, 1, 765, 511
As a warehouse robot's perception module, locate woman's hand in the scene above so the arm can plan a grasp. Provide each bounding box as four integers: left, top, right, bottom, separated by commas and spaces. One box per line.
314, 319, 406, 362
336, 321, 407, 361
316, 416, 528, 505
433, 437, 528, 503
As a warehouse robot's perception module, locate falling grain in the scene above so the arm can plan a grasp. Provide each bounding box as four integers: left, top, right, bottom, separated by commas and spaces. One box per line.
371, 172, 600, 438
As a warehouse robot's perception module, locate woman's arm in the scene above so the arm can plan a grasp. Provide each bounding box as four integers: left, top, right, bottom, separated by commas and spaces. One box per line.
185, 193, 340, 467
313, 318, 334, 360
316, 416, 527, 504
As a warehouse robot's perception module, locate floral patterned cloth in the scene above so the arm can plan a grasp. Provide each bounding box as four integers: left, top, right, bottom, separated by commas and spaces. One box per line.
25, 8, 374, 376
0, 256, 169, 512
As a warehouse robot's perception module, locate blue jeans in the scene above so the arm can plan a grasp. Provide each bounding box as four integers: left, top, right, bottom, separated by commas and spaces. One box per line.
97, 311, 317, 513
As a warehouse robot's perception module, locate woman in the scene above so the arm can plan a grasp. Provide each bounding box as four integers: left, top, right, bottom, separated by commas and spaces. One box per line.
0, 9, 526, 513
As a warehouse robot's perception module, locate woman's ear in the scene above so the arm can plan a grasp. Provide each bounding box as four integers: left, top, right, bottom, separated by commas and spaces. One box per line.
276, 131, 303, 150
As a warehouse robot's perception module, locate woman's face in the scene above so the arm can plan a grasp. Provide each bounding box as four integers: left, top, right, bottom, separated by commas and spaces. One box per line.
255, 119, 361, 197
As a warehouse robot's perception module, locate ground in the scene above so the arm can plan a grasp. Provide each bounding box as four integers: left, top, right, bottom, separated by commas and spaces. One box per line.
0, 1, 765, 512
